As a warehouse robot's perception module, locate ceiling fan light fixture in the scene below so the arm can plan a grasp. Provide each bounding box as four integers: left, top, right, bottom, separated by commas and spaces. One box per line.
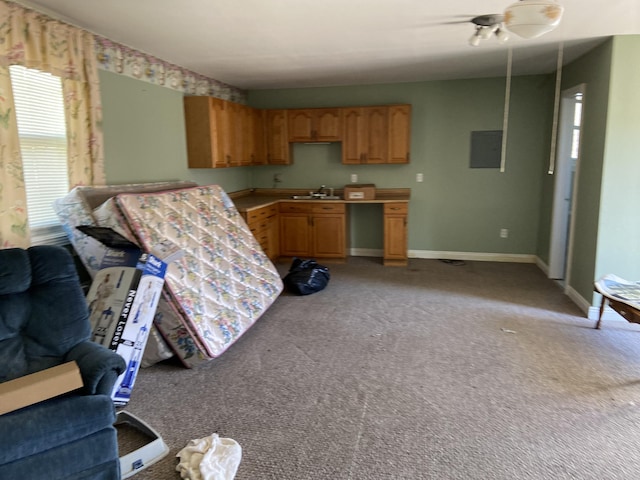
479, 25, 496, 40
503, 0, 564, 39
469, 29, 482, 47
495, 27, 510, 44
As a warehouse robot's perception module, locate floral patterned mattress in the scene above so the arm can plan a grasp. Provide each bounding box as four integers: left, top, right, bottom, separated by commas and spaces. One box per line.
108, 185, 283, 365
54, 183, 283, 367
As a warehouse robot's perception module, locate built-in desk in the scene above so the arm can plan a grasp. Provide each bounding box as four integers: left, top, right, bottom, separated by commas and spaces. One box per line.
231, 188, 410, 266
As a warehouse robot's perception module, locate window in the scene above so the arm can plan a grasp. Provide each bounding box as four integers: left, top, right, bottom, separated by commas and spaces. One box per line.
570, 93, 583, 160
10, 65, 69, 245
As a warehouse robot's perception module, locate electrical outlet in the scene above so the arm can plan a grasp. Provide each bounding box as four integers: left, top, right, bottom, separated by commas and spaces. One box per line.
350, 174, 358, 183
500, 228, 509, 238
416, 173, 424, 182
273, 173, 282, 183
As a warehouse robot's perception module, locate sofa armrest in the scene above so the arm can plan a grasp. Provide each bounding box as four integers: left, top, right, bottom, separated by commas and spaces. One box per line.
65, 342, 126, 396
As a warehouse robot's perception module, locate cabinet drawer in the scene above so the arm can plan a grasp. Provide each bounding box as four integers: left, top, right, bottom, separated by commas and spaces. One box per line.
247, 204, 278, 223
249, 219, 269, 234
311, 203, 345, 214
384, 202, 408, 215
279, 202, 313, 214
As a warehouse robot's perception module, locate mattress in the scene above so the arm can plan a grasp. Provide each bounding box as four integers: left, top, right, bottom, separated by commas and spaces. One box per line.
104, 185, 283, 365
55, 182, 282, 368
54, 181, 197, 367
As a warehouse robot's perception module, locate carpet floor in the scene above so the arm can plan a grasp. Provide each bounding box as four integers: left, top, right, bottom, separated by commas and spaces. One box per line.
120, 257, 640, 479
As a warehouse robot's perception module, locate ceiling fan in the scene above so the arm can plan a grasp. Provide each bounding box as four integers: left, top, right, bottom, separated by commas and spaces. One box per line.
449, 0, 565, 47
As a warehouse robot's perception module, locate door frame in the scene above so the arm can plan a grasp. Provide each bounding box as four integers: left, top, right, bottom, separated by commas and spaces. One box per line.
548, 83, 586, 282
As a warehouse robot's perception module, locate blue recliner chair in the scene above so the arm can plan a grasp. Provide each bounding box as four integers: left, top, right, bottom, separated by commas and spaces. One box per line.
0, 245, 126, 479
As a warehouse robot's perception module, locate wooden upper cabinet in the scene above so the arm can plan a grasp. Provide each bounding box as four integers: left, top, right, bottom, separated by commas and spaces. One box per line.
224, 101, 241, 167
234, 103, 267, 166
388, 105, 411, 164
288, 108, 341, 142
184, 96, 225, 168
364, 106, 388, 164
265, 109, 291, 165
185, 97, 410, 168
341, 106, 388, 164
341, 104, 411, 165
250, 108, 267, 165
341, 107, 365, 164
184, 96, 262, 168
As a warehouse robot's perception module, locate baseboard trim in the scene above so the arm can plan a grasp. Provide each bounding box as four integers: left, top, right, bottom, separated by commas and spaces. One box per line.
535, 257, 550, 276
350, 249, 537, 263
350, 248, 383, 257
408, 250, 537, 263
564, 284, 591, 315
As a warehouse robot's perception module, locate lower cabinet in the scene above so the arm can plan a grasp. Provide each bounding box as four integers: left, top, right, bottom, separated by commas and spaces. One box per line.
383, 202, 408, 266
244, 199, 407, 265
279, 202, 346, 259
244, 204, 279, 261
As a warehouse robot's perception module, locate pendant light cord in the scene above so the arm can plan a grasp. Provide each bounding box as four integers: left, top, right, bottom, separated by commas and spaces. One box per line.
500, 47, 513, 173
548, 42, 564, 174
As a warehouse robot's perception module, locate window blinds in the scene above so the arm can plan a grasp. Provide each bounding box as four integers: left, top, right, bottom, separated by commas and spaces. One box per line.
10, 65, 69, 245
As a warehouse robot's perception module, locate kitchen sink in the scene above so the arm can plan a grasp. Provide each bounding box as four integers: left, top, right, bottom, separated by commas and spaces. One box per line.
290, 195, 341, 200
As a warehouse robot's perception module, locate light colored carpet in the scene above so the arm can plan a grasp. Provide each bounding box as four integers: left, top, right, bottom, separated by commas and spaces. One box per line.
120, 257, 640, 479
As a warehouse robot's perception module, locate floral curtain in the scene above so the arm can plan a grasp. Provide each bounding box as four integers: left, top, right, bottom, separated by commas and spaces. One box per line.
0, 0, 104, 248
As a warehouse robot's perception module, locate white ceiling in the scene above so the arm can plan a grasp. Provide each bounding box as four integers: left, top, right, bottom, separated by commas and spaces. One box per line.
13, 0, 640, 90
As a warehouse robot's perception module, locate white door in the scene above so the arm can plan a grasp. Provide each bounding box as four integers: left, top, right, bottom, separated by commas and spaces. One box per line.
548, 84, 585, 280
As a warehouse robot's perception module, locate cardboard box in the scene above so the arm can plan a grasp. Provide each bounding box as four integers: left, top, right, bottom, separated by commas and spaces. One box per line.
0, 362, 83, 415
80, 226, 182, 406
344, 184, 376, 201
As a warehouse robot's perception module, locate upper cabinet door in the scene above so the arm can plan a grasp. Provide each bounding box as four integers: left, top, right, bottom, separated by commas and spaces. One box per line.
183, 96, 227, 168
250, 109, 267, 165
288, 108, 341, 142
388, 105, 411, 164
313, 108, 341, 141
265, 109, 291, 165
341, 106, 389, 164
341, 107, 365, 164
288, 109, 314, 142
363, 106, 388, 164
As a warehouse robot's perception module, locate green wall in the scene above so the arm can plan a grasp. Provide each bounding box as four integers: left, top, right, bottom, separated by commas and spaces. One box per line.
595, 36, 640, 283
99, 70, 252, 192
249, 76, 554, 254
99, 62, 557, 257
535, 36, 640, 306
555, 40, 612, 302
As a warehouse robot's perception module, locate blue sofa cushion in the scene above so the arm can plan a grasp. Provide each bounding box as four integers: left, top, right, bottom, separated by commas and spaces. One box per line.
0, 426, 120, 480
0, 246, 91, 383
0, 394, 116, 464
0, 245, 125, 480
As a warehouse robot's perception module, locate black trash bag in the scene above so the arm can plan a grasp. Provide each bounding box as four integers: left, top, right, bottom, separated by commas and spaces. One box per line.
283, 258, 330, 295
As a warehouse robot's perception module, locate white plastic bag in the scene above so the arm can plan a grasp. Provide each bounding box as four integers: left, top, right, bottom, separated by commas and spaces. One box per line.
175, 434, 242, 480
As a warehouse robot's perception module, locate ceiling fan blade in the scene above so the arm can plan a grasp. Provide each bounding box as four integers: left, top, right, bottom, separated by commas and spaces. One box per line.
439, 20, 473, 25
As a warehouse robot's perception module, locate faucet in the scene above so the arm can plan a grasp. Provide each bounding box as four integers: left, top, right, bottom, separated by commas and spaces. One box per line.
314, 185, 327, 196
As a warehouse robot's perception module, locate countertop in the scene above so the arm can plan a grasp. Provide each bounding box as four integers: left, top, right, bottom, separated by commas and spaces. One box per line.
230, 188, 411, 212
